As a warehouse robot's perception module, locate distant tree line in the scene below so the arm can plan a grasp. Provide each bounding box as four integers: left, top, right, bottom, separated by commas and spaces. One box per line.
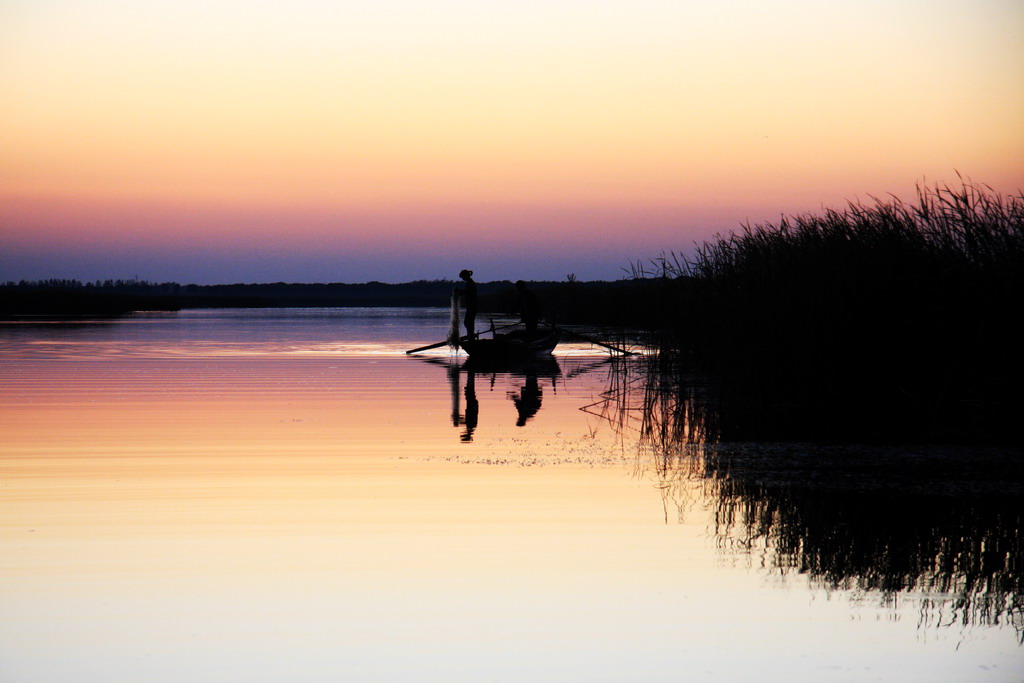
3, 278, 186, 294
0, 277, 646, 318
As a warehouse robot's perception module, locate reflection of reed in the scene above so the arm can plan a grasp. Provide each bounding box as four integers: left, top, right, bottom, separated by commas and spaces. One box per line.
581, 355, 718, 521
707, 448, 1024, 642
578, 356, 642, 437
601, 355, 1024, 641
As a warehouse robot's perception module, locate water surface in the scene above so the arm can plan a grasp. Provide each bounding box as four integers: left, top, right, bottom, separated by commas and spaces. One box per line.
1, 309, 1020, 681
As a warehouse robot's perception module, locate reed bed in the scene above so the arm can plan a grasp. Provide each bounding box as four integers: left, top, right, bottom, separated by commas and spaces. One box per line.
634, 180, 1024, 443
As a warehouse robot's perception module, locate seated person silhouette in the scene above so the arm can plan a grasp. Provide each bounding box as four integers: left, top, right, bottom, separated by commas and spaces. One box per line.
510, 375, 542, 426
515, 280, 543, 333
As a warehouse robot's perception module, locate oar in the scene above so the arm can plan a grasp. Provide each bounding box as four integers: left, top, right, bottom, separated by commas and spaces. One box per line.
552, 324, 638, 356
405, 322, 519, 354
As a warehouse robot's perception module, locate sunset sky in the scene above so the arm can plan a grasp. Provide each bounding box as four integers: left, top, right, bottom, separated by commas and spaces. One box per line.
2, 0, 1022, 283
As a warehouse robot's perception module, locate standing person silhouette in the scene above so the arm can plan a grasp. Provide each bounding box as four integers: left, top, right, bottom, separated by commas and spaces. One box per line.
458, 269, 478, 340
515, 280, 543, 333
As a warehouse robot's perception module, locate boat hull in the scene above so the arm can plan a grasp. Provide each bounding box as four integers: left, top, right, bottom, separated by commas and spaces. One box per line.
461, 329, 560, 359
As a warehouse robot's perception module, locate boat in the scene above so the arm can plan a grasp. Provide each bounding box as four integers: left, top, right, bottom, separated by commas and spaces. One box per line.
460, 328, 560, 360
402, 289, 633, 358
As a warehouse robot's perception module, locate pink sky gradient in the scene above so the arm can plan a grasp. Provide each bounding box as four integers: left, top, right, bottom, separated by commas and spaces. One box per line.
2, 0, 1021, 283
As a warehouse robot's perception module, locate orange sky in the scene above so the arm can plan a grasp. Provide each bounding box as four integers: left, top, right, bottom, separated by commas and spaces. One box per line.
2, 0, 1022, 282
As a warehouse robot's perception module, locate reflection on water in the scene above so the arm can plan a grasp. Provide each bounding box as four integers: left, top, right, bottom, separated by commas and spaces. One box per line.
433, 357, 569, 441
598, 356, 1024, 645
2, 310, 1022, 680
430, 357, 626, 441
709, 446, 1023, 640
454, 361, 479, 441
510, 373, 543, 426
0, 307, 458, 358
664, 443, 1024, 644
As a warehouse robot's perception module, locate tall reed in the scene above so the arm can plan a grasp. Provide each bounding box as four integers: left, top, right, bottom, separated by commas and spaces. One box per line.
635, 180, 1024, 443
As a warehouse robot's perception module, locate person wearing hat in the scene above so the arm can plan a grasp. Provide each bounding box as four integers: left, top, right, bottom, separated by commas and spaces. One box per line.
458, 269, 478, 339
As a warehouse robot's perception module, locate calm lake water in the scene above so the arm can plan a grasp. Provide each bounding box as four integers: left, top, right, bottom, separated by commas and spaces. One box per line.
1, 308, 1021, 682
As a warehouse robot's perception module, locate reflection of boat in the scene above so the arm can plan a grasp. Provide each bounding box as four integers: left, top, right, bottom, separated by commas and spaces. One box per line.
463, 354, 561, 378
461, 328, 560, 360
415, 354, 611, 442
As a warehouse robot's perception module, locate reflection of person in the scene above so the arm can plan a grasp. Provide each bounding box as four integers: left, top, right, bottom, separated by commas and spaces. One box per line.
511, 374, 542, 426
458, 269, 478, 340
461, 370, 478, 442
515, 280, 543, 332
449, 362, 479, 442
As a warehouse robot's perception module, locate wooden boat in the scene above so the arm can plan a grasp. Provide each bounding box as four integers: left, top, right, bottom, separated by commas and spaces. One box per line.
460, 328, 560, 360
